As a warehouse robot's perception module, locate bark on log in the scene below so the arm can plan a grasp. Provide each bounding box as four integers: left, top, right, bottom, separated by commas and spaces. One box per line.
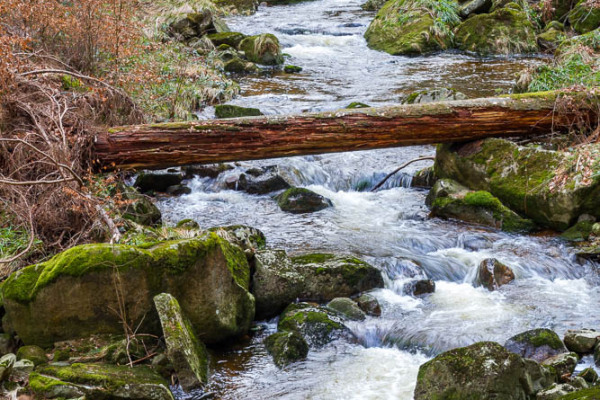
93, 91, 598, 170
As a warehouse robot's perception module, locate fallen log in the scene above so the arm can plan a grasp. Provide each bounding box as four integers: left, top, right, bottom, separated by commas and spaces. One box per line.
93, 91, 598, 170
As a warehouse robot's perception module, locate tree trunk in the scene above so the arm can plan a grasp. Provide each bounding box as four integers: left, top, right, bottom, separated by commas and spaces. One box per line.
93, 91, 597, 170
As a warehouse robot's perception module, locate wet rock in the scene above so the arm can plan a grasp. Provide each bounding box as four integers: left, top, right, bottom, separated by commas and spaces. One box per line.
414, 341, 554, 400
238, 172, 291, 195
239, 34, 283, 65
428, 179, 535, 232
277, 187, 332, 213
402, 88, 467, 105
209, 225, 267, 253
568, 0, 600, 33
0, 353, 15, 382
434, 139, 600, 230
536, 383, 577, 399
30, 363, 174, 400
166, 184, 191, 196
16, 345, 47, 366
1, 233, 255, 346
356, 293, 382, 317
564, 329, 600, 353
206, 31, 246, 48
542, 352, 579, 381
284, 65, 302, 73
476, 258, 515, 291
561, 221, 595, 242
411, 166, 437, 189
224, 57, 260, 74
412, 279, 435, 296
175, 219, 200, 230
120, 185, 162, 226
455, 8, 538, 55
169, 11, 228, 41
215, 104, 263, 118
135, 172, 183, 194
579, 367, 598, 383
252, 250, 383, 319
278, 303, 352, 347
154, 293, 208, 391
264, 331, 309, 367
459, 0, 493, 18
326, 297, 366, 321
364, 0, 458, 55
182, 163, 234, 179
505, 328, 568, 363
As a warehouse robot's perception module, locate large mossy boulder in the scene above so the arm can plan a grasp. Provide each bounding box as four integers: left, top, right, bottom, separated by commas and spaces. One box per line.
455, 8, 539, 55
276, 187, 332, 214
239, 34, 283, 65
278, 303, 351, 347
264, 331, 309, 367
414, 341, 554, 399
504, 328, 568, 362
1, 233, 255, 347
30, 363, 174, 400
434, 139, 600, 230
154, 293, 208, 392
252, 250, 384, 319
428, 179, 535, 232
364, 0, 459, 55
568, 0, 600, 34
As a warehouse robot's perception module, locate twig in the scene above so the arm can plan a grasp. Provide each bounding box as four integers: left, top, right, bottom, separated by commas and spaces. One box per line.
370, 157, 435, 192
130, 352, 158, 365
18, 69, 125, 94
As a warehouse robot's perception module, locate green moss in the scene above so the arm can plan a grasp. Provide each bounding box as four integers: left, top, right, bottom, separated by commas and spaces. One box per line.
215, 104, 263, 118
559, 387, 600, 399
345, 102, 370, 109
284, 65, 303, 73
511, 328, 565, 350
291, 253, 336, 265
569, 0, 600, 34
61, 75, 87, 92
206, 32, 246, 48
561, 221, 595, 241
239, 34, 283, 65
264, 331, 309, 367
29, 372, 72, 392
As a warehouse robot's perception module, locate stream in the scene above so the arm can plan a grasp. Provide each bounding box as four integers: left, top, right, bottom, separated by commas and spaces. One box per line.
161, 0, 600, 398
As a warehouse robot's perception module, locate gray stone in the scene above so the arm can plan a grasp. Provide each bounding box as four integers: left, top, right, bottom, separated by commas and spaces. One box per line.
505, 328, 567, 362
326, 297, 366, 321
564, 329, 600, 353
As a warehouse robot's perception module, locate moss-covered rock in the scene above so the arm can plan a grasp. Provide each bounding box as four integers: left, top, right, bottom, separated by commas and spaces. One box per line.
252, 250, 383, 319
264, 331, 309, 367
434, 139, 600, 230
326, 297, 366, 321
568, 0, 600, 33
31, 363, 174, 400
414, 341, 555, 399
276, 187, 332, 214
411, 166, 437, 188
224, 57, 260, 74
16, 345, 47, 366
239, 34, 283, 65
558, 386, 600, 399
120, 185, 162, 226
475, 258, 515, 290
364, 0, 459, 55
208, 225, 267, 254
1, 233, 255, 347
579, 367, 598, 383
564, 329, 600, 353
345, 102, 370, 109
284, 65, 302, 73
428, 179, 536, 232
175, 219, 200, 230
169, 11, 228, 41
504, 328, 568, 362
459, 0, 493, 18
561, 221, 595, 241
537, 27, 566, 51
206, 32, 247, 48
455, 8, 539, 55
154, 293, 208, 392
401, 88, 467, 104
214, 104, 263, 118
278, 303, 352, 347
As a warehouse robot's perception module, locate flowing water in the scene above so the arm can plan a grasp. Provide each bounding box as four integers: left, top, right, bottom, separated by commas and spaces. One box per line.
161, 0, 600, 398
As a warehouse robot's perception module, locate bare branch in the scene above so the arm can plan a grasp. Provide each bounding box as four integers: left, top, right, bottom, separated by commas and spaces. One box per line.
371, 156, 435, 192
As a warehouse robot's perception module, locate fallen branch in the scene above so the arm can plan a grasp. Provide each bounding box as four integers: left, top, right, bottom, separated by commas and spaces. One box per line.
371, 156, 435, 192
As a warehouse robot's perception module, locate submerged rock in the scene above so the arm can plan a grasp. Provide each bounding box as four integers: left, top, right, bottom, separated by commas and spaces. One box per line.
364, 0, 458, 55
154, 293, 208, 392
475, 258, 515, 290
278, 303, 352, 347
414, 341, 554, 399
277, 187, 332, 213
455, 8, 539, 55
428, 179, 535, 232
30, 363, 174, 400
326, 297, 366, 321
435, 139, 600, 230
1, 233, 255, 346
215, 104, 263, 118
239, 33, 284, 65
505, 328, 568, 362
264, 331, 309, 367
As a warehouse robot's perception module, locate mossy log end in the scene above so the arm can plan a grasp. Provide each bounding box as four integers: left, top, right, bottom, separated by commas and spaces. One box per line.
93, 91, 597, 170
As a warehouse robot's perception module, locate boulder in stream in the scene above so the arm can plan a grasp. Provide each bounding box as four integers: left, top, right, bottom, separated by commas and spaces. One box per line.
326, 297, 366, 321
239, 33, 284, 65
505, 328, 568, 362
564, 329, 600, 354
414, 341, 554, 399
264, 331, 309, 367
154, 293, 209, 391
278, 303, 353, 347
1, 233, 255, 347
356, 293, 382, 317
475, 258, 515, 290
134, 172, 183, 194
277, 187, 332, 213
214, 104, 263, 118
